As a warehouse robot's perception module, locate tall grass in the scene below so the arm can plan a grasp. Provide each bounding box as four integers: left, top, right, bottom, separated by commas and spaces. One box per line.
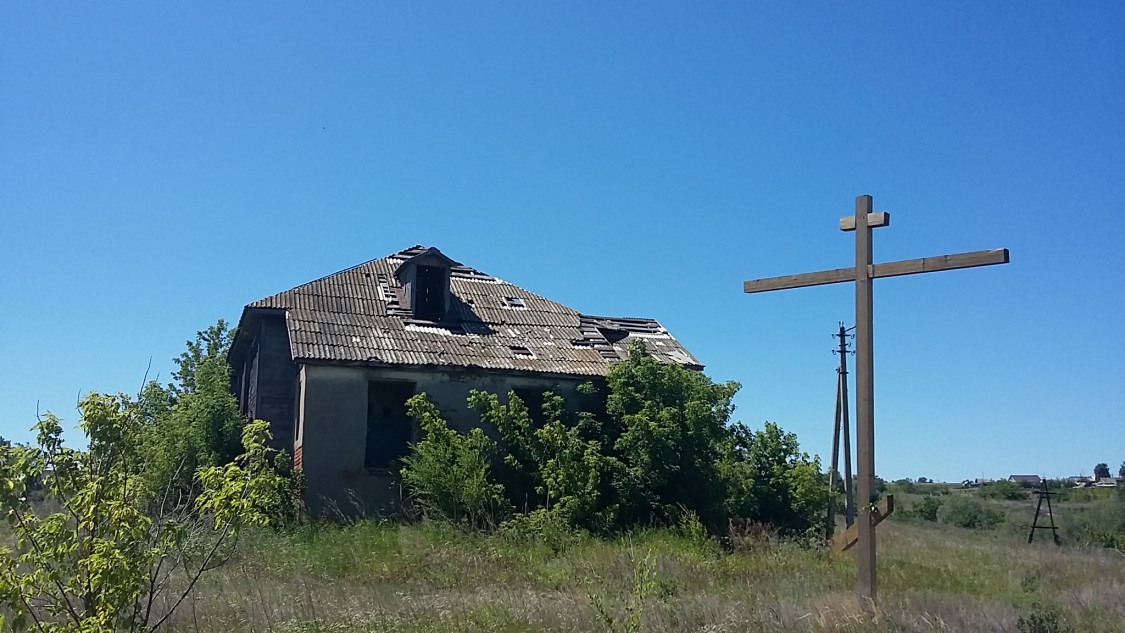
147, 520, 1125, 633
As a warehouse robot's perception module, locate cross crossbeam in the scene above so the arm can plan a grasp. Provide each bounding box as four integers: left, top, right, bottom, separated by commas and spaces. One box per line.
743, 249, 1009, 293
742, 194, 1009, 606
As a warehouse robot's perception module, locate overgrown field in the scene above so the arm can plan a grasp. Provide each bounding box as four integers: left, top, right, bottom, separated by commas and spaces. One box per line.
152, 519, 1124, 633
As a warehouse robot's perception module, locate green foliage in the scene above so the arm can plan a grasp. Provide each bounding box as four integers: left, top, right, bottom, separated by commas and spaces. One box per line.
400, 394, 510, 530
606, 341, 740, 529
977, 480, 1030, 501
587, 549, 658, 633
1093, 462, 1110, 479
400, 340, 828, 538
172, 319, 236, 396
720, 421, 830, 536
906, 496, 944, 522
1017, 602, 1072, 633
938, 495, 1004, 530
0, 393, 282, 633
1060, 494, 1125, 548
470, 389, 616, 533
136, 320, 245, 507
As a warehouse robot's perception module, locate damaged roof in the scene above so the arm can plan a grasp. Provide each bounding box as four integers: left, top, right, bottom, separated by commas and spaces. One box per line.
235, 245, 702, 376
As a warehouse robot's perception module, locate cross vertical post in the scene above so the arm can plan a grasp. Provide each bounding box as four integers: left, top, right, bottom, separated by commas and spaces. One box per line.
742, 193, 1009, 606
853, 195, 877, 603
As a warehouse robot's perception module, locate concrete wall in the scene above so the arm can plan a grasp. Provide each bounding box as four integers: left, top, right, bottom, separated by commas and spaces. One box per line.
295, 363, 590, 518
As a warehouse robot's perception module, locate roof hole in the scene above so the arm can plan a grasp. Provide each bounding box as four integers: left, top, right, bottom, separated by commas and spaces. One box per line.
504, 297, 527, 309
510, 346, 535, 359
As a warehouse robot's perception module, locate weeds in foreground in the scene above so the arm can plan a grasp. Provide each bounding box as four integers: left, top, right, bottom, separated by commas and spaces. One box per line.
588, 549, 659, 633
125, 519, 1125, 633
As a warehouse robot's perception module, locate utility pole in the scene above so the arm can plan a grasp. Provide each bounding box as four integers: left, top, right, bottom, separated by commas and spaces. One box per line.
837, 324, 855, 528
827, 324, 855, 539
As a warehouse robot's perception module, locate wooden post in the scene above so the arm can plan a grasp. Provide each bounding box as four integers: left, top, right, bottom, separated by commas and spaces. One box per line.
853, 195, 877, 604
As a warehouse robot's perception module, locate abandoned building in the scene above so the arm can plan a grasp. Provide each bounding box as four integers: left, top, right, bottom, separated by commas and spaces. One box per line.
228, 245, 701, 516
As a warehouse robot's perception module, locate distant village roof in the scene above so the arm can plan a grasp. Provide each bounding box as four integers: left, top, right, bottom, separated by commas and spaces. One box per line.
1008, 474, 1042, 484
234, 245, 702, 377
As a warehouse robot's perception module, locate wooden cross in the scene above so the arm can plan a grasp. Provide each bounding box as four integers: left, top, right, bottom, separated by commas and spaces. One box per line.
743, 194, 1009, 605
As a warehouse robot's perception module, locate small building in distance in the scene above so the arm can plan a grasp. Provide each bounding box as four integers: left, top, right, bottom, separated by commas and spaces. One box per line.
228, 246, 702, 517
1008, 474, 1043, 487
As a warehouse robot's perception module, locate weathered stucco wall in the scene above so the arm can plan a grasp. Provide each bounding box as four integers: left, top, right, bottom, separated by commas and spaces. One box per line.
295, 363, 591, 518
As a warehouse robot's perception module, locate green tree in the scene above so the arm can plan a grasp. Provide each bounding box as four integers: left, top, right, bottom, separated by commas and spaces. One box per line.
605, 340, 740, 530
171, 320, 235, 396
1093, 463, 1110, 479
720, 421, 829, 535
1118, 462, 1124, 479
136, 321, 244, 505
0, 393, 282, 633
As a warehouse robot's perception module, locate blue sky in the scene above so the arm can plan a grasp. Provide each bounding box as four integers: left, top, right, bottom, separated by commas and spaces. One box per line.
2, 2, 1122, 482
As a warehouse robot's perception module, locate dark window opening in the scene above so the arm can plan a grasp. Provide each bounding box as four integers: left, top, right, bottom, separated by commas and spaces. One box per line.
504, 296, 526, 309
414, 265, 446, 321
510, 346, 534, 359
365, 381, 416, 469
512, 387, 546, 427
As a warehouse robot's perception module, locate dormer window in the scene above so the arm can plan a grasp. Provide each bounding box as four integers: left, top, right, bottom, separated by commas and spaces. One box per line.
414, 265, 445, 321
394, 247, 458, 323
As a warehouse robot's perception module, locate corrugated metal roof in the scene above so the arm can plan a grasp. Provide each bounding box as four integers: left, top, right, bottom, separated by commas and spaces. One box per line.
240, 245, 702, 376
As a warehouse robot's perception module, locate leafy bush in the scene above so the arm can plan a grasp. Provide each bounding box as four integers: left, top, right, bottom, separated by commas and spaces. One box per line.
399, 394, 510, 530
907, 496, 943, 522
1017, 602, 1072, 633
1059, 496, 1125, 548
720, 422, 830, 536
470, 390, 616, 532
400, 340, 829, 538
0, 393, 282, 633
939, 495, 1004, 530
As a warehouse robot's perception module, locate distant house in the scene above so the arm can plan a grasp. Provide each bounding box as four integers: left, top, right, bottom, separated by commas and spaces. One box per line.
1093, 477, 1122, 488
228, 246, 702, 517
1008, 475, 1042, 486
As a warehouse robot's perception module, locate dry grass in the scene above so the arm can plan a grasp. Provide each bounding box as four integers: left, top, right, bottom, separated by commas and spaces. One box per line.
143, 520, 1125, 633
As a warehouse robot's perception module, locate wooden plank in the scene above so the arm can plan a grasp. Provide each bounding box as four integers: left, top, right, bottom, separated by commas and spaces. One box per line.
853, 194, 877, 603
832, 495, 895, 554
743, 266, 855, 293
839, 212, 890, 232
742, 248, 1008, 294
871, 249, 1009, 279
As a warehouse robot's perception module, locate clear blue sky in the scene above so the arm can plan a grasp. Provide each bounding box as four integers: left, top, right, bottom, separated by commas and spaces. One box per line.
2, 2, 1122, 483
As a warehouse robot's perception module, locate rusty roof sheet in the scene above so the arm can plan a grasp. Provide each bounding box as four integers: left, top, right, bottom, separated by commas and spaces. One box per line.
241, 246, 701, 376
